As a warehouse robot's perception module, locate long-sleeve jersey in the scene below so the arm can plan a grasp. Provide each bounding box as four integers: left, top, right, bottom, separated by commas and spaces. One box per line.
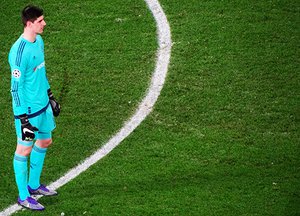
8, 35, 50, 117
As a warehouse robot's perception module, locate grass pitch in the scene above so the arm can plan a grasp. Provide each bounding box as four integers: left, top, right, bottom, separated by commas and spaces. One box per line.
0, 0, 299, 215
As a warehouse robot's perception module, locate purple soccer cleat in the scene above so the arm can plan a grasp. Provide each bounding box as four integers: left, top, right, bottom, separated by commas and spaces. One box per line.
28, 184, 58, 196
18, 196, 45, 211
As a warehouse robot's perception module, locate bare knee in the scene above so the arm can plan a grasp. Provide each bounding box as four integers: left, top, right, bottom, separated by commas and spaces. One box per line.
16, 145, 32, 156
36, 139, 52, 148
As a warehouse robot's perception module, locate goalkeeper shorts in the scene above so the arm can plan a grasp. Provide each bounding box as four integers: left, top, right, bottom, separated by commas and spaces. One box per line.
14, 104, 56, 140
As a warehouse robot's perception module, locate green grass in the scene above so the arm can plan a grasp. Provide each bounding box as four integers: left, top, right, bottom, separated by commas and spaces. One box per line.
0, 0, 299, 215
0, 0, 156, 211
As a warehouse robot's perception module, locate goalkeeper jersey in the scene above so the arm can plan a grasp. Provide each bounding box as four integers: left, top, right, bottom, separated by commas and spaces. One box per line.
8, 35, 50, 117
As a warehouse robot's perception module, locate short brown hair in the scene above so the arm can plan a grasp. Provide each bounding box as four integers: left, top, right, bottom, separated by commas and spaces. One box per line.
21, 5, 43, 26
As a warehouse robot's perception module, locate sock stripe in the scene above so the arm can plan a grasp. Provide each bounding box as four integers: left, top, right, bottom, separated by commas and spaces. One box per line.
33, 145, 47, 153
14, 154, 28, 162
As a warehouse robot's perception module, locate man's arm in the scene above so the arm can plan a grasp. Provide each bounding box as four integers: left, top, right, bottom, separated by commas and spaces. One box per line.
9, 44, 28, 116
9, 42, 38, 141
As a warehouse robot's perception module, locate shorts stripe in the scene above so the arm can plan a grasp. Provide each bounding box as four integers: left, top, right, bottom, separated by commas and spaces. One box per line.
36, 131, 52, 140
17, 138, 33, 147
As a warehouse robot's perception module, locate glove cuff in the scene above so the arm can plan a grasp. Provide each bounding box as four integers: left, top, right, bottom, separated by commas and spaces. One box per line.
18, 114, 29, 124
47, 89, 54, 100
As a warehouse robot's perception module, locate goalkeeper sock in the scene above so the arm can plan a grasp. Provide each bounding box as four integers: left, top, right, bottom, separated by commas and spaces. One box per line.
13, 153, 30, 200
28, 144, 47, 190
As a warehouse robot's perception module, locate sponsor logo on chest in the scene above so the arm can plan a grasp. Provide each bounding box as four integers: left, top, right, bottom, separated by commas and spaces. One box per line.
33, 61, 45, 72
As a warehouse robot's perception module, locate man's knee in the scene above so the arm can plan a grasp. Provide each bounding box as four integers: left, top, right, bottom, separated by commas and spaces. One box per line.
36, 139, 52, 148
16, 145, 32, 156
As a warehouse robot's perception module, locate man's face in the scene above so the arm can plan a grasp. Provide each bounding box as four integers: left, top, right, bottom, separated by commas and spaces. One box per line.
28, 15, 46, 34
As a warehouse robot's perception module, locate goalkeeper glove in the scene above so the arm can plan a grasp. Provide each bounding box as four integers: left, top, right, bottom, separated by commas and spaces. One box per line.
48, 89, 61, 117
19, 114, 38, 141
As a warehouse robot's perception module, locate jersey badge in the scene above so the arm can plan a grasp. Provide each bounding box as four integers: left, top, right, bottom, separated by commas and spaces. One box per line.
12, 69, 21, 78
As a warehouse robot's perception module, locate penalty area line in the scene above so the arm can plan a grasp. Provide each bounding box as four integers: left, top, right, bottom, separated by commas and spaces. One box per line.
0, 0, 171, 215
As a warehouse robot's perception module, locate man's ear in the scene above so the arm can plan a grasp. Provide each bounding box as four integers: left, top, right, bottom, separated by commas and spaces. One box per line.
25, 20, 33, 28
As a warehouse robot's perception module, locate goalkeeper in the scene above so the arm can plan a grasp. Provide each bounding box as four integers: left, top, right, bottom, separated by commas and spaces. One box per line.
8, 5, 60, 211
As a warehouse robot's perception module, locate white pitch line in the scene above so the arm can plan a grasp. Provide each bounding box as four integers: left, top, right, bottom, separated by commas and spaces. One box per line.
0, 0, 171, 215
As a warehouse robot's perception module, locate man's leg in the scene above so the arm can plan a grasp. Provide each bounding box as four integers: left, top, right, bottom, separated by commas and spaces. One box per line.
14, 119, 45, 210
28, 132, 57, 196
28, 137, 51, 190
14, 139, 33, 200
28, 132, 51, 189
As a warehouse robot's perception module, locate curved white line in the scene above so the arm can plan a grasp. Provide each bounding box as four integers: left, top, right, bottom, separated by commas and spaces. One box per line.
1, 0, 171, 215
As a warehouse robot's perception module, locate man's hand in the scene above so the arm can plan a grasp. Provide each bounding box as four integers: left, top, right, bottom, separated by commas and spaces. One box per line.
19, 114, 38, 141
48, 89, 60, 117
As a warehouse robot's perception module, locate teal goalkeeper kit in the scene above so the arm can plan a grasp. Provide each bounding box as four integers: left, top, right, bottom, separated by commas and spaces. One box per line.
8, 35, 55, 136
